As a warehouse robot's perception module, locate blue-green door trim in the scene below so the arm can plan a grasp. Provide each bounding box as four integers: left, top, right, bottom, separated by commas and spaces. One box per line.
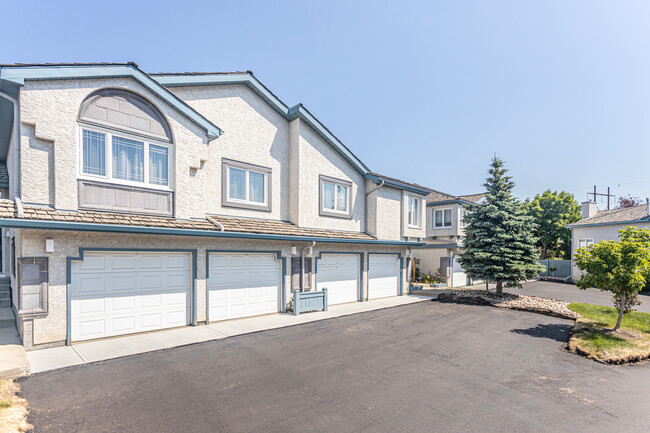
314, 252, 365, 302
66, 248, 197, 346
367, 252, 404, 297
205, 250, 286, 324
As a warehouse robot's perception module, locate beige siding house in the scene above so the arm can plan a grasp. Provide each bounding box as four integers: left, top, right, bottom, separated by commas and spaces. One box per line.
568, 201, 650, 280
412, 190, 484, 287
0, 63, 431, 349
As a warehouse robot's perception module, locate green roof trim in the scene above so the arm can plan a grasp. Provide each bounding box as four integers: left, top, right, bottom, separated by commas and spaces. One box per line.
0, 64, 223, 141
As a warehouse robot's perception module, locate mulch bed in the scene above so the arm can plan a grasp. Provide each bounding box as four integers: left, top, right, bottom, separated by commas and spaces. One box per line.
437, 290, 580, 320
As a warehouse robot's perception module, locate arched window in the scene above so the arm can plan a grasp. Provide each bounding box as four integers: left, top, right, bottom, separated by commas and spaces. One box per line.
78, 89, 172, 188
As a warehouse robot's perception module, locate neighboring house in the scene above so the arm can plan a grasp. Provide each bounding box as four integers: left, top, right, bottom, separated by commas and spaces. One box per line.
0, 62, 431, 350
412, 190, 484, 287
568, 200, 650, 280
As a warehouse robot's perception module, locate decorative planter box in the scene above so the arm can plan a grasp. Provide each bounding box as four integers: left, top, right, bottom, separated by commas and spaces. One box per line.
430, 283, 446, 288
292, 289, 328, 315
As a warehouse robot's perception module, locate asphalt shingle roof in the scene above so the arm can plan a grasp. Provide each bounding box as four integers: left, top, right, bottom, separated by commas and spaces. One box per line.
0, 201, 375, 240
567, 204, 650, 227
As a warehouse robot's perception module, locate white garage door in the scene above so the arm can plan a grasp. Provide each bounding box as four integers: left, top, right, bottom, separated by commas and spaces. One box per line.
316, 254, 360, 305
452, 257, 468, 287
208, 253, 281, 321
368, 254, 400, 299
70, 252, 191, 342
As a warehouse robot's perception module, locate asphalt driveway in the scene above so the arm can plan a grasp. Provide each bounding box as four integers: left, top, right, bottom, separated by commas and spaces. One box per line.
519, 280, 650, 313
19, 301, 650, 433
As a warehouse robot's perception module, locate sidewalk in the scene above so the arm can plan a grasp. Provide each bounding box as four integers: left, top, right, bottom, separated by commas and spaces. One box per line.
0, 326, 30, 379
27, 294, 433, 374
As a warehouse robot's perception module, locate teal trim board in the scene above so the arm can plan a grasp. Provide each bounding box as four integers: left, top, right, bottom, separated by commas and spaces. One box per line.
205, 250, 287, 322
66, 248, 197, 346
314, 251, 365, 302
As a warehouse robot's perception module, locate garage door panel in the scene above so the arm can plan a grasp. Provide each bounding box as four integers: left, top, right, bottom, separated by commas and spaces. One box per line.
71, 252, 191, 342
316, 254, 359, 305
368, 254, 400, 299
208, 253, 281, 321
112, 254, 138, 269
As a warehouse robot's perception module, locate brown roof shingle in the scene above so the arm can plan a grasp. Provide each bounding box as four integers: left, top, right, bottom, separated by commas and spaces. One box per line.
0, 201, 375, 241
568, 204, 650, 227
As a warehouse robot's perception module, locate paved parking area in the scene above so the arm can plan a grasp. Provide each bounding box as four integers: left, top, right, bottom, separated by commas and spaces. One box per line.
19, 300, 650, 432
519, 280, 650, 313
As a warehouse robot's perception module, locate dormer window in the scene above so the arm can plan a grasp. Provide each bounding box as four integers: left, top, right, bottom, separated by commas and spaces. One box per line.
319, 175, 352, 219
80, 128, 170, 188
78, 88, 173, 190
408, 195, 421, 228
222, 158, 272, 212
434, 208, 452, 228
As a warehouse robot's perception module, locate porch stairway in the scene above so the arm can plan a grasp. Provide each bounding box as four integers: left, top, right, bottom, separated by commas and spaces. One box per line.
0, 276, 10, 310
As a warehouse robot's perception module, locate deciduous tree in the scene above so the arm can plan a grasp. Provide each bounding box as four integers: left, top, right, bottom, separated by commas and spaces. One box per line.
524, 191, 580, 259
574, 227, 650, 330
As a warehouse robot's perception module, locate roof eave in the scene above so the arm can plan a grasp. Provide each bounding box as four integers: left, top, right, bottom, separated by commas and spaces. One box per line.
0, 218, 424, 246
567, 217, 650, 229
426, 199, 473, 206
0, 64, 223, 141
365, 174, 431, 195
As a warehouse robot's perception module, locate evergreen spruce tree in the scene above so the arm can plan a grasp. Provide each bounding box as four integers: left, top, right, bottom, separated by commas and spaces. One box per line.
457, 157, 544, 295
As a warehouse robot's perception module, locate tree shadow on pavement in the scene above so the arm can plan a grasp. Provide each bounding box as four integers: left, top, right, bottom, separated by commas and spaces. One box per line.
510, 323, 572, 343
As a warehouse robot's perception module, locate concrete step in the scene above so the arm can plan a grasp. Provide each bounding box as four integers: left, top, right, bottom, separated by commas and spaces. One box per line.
0, 307, 15, 328
0, 300, 9, 308
0, 292, 9, 300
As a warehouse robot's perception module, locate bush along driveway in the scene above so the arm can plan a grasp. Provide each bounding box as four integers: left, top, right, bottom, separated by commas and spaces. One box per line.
567, 303, 650, 364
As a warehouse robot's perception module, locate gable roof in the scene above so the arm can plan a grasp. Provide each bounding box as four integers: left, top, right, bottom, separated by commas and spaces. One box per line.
568, 204, 650, 228
426, 190, 485, 206
152, 71, 372, 176
0, 63, 223, 144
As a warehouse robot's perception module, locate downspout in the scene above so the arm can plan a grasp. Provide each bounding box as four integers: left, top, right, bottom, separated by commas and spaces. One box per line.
364, 179, 384, 234
301, 241, 315, 292
0, 90, 21, 202
205, 215, 225, 232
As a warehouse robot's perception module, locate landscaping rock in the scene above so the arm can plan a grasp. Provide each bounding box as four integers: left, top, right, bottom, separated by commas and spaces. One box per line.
437, 290, 580, 320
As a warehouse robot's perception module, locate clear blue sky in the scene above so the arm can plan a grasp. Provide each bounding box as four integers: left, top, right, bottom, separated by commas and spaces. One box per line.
2, 0, 649, 207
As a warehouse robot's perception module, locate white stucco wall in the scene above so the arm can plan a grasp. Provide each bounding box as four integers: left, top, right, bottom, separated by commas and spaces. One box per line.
401, 191, 427, 239
374, 186, 402, 241
426, 203, 465, 239
412, 247, 449, 276
570, 222, 650, 279
18, 78, 207, 217
18, 229, 409, 348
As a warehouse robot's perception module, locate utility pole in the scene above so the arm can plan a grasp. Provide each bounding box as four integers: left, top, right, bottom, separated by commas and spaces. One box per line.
588, 185, 615, 210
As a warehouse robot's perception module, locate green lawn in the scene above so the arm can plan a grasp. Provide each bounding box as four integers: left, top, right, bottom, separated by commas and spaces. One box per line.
567, 303, 650, 363
568, 303, 650, 333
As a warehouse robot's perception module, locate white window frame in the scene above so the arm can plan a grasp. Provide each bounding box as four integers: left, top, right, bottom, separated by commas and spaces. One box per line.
407, 195, 422, 228
433, 208, 453, 228
226, 165, 269, 206
460, 209, 469, 228
77, 125, 173, 191
222, 158, 272, 212
319, 175, 352, 219
578, 238, 594, 249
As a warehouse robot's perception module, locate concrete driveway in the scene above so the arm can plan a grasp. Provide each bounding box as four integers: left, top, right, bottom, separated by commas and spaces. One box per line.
19, 301, 650, 433
519, 280, 650, 313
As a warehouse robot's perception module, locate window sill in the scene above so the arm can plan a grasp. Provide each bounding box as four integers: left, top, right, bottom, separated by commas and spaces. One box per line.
432, 226, 453, 230
17, 309, 48, 317
222, 200, 272, 212
78, 175, 172, 193
319, 209, 352, 220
